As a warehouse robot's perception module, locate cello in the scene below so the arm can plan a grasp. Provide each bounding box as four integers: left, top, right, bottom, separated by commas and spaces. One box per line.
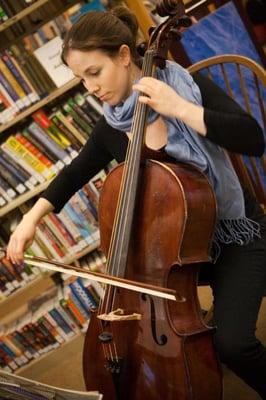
82, 1, 223, 398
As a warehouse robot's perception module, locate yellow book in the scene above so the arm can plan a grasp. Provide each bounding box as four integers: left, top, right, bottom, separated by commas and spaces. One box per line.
5, 136, 54, 181
8, 51, 40, 103
0, 57, 29, 108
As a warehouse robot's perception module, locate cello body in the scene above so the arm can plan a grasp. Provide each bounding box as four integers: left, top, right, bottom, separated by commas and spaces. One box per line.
83, 159, 223, 399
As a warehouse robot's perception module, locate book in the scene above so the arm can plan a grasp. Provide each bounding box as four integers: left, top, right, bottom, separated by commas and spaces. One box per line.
0, 55, 29, 108
0, 147, 36, 189
15, 131, 58, 176
52, 109, 86, 146
22, 126, 63, 169
3, 136, 46, 183
51, 113, 82, 151
0, 370, 103, 399
62, 101, 92, 137
1, 50, 38, 105
0, 70, 23, 111
32, 109, 77, 159
28, 121, 71, 166
33, 36, 75, 88
0, 157, 27, 194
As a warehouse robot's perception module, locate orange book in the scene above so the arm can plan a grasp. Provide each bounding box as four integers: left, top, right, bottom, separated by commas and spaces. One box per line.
66, 296, 87, 326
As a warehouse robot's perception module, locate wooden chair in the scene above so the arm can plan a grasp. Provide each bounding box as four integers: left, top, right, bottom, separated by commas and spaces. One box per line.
188, 54, 266, 211
187, 54, 266, 322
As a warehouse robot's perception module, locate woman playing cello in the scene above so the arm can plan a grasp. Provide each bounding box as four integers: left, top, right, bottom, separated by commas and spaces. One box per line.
7, 5, 266, 399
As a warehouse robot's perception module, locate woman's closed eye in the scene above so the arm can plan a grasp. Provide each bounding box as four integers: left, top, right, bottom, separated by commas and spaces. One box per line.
87, 70, 100, 77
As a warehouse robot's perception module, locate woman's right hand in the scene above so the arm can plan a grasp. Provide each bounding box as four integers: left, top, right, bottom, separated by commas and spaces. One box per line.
6, 198, 54, 264
7, 214, 37, 265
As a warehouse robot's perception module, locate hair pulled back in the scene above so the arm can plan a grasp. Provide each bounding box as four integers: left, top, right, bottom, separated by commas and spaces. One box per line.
61, 6, 141, 66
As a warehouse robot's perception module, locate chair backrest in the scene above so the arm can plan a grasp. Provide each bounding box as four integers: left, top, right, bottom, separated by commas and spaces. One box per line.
188, 54, 266, 210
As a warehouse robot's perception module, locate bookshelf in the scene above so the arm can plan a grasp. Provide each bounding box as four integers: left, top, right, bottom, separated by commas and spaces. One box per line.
0, 0, 106, 379
0, 240, 100, 325
0, 77, 80, 134
17, 332, 85, 388
0, 0, 83, 51
0, 0, 51, 33
0, 180, 50, 217
0, 0, 153, 383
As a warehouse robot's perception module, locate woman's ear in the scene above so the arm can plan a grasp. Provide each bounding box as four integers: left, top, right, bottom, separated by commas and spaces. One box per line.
118, 44, 131, 67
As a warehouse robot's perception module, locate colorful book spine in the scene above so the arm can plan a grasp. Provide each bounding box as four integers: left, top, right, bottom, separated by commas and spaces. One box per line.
63, 101, 92, 137
32, 110, 77, 159
51, 112, 83, 150
48, 308, 75, 337
15, 132, 58, 177
0, 147, 35, 189
7, 49, 40, 103
54, 109, 86, 145
28, 121, 70, 167
3, 136, 46, 183
22, 127, 63, 169
0, 71, 23, 112
0, 157, 27, 194
1, 51, 37, 106
0, 55, 29, 108
69, 279, 94, 316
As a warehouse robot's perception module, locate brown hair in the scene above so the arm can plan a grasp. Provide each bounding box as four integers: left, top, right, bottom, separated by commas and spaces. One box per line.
61, 6, 141, 66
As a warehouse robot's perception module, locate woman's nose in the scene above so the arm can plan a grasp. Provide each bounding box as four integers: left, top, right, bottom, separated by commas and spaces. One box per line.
84, 81, 100, 95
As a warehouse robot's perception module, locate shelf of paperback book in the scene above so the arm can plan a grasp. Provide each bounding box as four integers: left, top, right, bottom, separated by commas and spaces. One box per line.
0, 180, 51, 218
0, 239, 100, 324
0, 77, 80, 134
16, 331, 85, 376
0, 0, 51, 33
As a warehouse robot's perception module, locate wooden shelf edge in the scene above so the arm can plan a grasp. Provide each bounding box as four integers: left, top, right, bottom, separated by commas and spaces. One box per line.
0, 180, 52, 217
63, 240, 100, 265
0, 78, 80, 134
0, 0, 50, 33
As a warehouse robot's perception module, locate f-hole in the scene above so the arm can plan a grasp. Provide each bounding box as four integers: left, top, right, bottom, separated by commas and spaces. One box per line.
141, 293, 167, 345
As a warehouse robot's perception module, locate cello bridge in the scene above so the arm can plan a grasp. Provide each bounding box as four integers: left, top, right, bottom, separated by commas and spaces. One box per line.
97, 308, 142, 321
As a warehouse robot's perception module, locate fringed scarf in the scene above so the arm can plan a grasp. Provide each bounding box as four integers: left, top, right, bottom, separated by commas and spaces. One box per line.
103, 61, 260, 250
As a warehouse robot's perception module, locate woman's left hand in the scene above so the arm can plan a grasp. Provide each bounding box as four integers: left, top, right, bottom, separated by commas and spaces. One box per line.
133, 77, 187, 119
133, 76, 207, 136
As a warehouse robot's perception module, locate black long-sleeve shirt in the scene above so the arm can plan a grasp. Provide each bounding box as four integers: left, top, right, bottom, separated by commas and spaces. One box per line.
42, 73, 265, 213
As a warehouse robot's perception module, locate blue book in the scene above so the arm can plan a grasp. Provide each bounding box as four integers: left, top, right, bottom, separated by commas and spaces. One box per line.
69, 278, 96, 312
70, 196, 96, 235
63, 203, 91, 240
0, 155, 26, 185
48, 308, 73, 335
78, 189, 98, 222
28, 122, 69, 163
0, 148, 32, 182
0, 341, 15, 359
69, 292, 90, 320
1, 51, 32, 98
77, 277, 98, 308
69, 283, 91, 319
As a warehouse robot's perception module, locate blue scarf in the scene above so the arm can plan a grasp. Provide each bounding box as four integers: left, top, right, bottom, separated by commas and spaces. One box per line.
103, 61, 260, 248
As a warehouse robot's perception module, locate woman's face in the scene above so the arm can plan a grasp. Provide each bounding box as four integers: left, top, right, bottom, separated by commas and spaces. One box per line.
66, 46, 133, 106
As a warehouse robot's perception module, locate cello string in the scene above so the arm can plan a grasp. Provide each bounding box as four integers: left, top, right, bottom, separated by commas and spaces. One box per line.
99, 51, 153, 316
104, 52, 154, 314
107, 51, 154, 281
102, 52, 153, 317
96, 51, 154, 362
